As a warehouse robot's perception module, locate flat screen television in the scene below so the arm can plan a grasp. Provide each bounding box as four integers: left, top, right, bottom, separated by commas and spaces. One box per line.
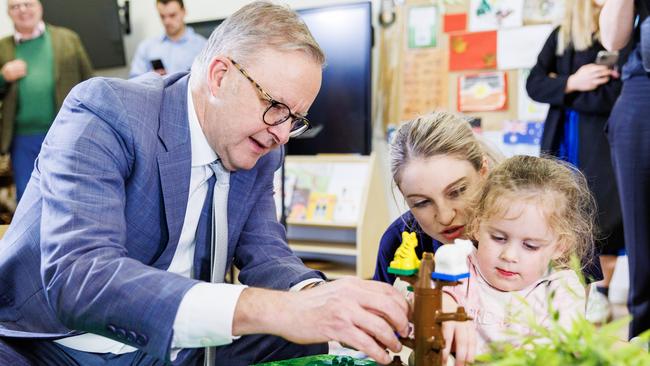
41, 0, 126, 69
188, 2, 373, 155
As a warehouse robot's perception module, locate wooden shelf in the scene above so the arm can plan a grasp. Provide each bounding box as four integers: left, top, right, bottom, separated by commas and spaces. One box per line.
282, 153, 389, 279
287, 219, 357, 229
290, 241, 357, 256
301, 260, 356, 280
323, 266, 356, 280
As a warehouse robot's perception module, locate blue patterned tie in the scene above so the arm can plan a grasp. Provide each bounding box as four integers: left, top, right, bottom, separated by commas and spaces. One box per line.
204, 160, 230, 366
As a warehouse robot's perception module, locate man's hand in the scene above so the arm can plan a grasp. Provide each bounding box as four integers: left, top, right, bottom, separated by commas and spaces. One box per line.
566, 63, 614, 92
441, 293, 476, 366
232, 277, 409, 364
1, 59, 27, 82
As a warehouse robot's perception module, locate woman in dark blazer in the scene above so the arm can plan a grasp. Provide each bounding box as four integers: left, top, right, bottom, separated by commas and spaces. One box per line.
526, 0, 627, 315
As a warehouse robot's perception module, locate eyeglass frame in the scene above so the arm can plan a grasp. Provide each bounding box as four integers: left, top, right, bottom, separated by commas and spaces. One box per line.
228, 58, 311, 138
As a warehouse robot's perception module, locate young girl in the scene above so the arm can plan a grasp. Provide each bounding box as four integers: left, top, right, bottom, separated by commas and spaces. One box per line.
373, 112, 502, 285
442, 155, 595, 365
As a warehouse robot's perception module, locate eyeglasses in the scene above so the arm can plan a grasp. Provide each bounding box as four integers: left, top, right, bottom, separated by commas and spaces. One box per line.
9, 1, 36, 11
228, 58, 311, 138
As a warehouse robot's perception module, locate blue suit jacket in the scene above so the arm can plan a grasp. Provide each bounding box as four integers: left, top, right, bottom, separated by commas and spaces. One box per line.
0, 73, 323, 361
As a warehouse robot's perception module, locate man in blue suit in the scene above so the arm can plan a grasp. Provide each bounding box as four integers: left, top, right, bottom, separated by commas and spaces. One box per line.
0, 2, 409, 365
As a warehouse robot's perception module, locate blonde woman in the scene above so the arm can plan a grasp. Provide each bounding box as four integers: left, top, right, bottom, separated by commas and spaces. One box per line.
526, 0, 627, 322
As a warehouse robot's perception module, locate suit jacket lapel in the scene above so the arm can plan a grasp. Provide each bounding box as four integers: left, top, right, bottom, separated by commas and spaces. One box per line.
156, 74, 192, 267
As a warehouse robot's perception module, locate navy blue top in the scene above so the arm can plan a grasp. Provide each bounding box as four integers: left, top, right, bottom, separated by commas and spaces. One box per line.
621, 41, 647, 79
373, 211, 443, 284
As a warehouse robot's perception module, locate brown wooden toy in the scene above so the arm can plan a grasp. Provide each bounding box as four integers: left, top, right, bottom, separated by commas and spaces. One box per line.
394, 252, 472, 366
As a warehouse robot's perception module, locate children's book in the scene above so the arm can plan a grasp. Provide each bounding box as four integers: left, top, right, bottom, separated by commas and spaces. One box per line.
288, 187, 310, 221
306, 193, 337, 221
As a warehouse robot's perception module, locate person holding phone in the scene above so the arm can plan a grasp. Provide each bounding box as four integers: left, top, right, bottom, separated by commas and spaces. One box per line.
526, 0, 629, 324
129, 0, 206, 78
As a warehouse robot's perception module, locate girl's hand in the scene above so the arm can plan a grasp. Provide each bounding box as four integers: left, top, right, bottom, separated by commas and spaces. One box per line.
442, 319, 477, 366
441, 293, 476, 365
566, 63, 614, 92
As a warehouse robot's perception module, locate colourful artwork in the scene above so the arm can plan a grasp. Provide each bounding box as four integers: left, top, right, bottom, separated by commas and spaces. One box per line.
443, 13, 467, 32
497, 24, 554, 69
399, 48, 448, 119
449, 30, 497, 71
487, 120, 544, 157
408, 5, 437, 48
518, 69, 550, 120
523, 0, 563, 24
503, 120, 543, 145
469, 0, 524, 31
288, 187, 310, 221
306, 193, 336, 222
457, 71, 508, 112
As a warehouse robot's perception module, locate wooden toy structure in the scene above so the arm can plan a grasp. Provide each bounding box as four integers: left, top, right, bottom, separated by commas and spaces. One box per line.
387, 235, 472, 366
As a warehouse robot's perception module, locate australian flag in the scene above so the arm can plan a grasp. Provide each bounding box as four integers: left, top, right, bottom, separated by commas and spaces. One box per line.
503, 120, 544, 145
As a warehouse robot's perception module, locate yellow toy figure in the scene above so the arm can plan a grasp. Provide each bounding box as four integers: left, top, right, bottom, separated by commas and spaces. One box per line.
387, 231, 420, 276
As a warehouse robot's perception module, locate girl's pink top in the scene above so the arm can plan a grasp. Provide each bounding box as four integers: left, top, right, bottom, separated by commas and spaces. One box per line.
444, 250, 586, 355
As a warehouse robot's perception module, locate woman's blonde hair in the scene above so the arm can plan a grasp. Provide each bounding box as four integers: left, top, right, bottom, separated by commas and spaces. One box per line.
191, 1, 325, 84
557, 0, 601, 54
390, 111, 501, 187
467, 155, 596, 271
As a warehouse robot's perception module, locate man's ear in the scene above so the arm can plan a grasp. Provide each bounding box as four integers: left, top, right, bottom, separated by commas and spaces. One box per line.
206, 56, 229, 97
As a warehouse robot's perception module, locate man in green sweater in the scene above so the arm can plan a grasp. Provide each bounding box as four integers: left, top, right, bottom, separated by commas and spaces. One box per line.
0, 0, 93, 202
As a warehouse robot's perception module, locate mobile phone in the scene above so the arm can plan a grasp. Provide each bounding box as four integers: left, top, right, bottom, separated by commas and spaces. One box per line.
150, 59, 165, 71
595, 51, 619, 68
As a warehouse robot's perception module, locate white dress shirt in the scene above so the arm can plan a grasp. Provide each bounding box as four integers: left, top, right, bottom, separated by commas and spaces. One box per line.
56, 85, 321, 356
14, 21, 45, 43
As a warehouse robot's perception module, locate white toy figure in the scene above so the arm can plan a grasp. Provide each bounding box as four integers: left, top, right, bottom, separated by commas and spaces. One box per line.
431, 239, 474, 281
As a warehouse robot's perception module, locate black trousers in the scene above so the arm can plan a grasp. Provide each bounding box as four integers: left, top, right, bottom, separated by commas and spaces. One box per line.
0, 335, 327, 366
608, 76, 650, 338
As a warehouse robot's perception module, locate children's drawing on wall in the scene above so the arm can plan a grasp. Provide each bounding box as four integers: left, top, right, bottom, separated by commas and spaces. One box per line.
469, 0, 524, 31
523, 0, 563, 24
497, 24, 554, 69
518, 69, 550, 120
443, 13, 467, 33
449, 30, 497, 70
457, 71, 508, 112
408, 5, 437, 48
482, 120, 543, 157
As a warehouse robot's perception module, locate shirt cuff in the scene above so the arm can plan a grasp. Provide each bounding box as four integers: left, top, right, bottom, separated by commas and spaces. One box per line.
290, 278, 325, 292
171, 282, 247, 349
